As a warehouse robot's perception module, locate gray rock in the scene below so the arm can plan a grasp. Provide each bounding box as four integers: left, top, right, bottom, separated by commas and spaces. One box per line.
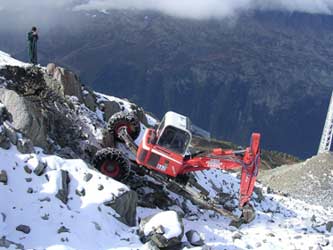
185, 230, 205, 246
39, 197, 51, 202
98, 184, 104, 191
55, 170, 70, 204
0, 89, 47, 147
52, 67, 83, 102
92, 221, 102, 231
143, 241, 161, 250
102, 101, 121, 121
27, 187, 33, 194
0, 103, 10, 123
34, 160, 47, 176
0, 126, 7, 142
56, 147, 79, 159
326, 221, 333, 232
46, 63, 56, 76
267, 232, 275, 237
318, 239, 330, 247
75, 187, 86, 197
1, 212, 6, 222
17, 138, 35, 154
0, 137, 10, 150
0, 236, 24, 249
0, 170, 8, 185
138, 211, 184, 248
83, 173, 93, 182
311, 215, 317, 222
41, 214, 49, 220
24, 165, 32, 174
57, 226, 70, 234
104, 190, 138, 227
82, 89, 97, 111
232, 232, 243, 241
130, 103, 149, 126
3, 121, 17, 145
25, 177, 32, 182
16, 224, 31, 234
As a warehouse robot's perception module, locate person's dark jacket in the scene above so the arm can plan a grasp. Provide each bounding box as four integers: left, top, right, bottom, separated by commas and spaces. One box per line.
28, 31, 38, 64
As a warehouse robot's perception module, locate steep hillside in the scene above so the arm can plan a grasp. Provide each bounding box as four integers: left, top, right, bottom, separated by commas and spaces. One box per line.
259, 152, 333, 208
1, 10, 333, 158
0, 51, 332, 250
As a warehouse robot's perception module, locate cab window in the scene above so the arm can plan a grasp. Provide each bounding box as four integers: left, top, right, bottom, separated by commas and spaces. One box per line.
157, 126, 190, 154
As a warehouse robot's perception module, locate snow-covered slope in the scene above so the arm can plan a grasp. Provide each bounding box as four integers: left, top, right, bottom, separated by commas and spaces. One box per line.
1, 144, 332, 250
0, 51, 29, 69
0, 146, 142, 250
0, 51, 332, 250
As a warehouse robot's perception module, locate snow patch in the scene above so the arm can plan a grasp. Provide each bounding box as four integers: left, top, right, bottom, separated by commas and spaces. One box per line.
143, 211, 182, 239
0, 51, 30, 69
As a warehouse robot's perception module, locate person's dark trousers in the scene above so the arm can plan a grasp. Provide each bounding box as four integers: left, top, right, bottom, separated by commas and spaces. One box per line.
29, 43, 37, 64
28, 31, 38, 65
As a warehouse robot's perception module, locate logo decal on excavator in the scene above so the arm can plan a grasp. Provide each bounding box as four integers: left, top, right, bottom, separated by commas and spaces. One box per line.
207, 159, 222, 168
156, 164, 167, 171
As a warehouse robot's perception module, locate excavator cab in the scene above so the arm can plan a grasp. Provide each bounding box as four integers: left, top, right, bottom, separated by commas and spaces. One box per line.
156, 111, 192, 155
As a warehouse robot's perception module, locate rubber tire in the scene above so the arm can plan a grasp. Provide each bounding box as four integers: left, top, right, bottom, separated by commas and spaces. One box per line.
107, 112, 140, 141
93, 147, 129, 181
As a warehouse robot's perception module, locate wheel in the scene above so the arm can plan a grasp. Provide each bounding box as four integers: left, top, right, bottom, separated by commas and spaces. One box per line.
93, 147, 129, 181
107, 112, 140, 142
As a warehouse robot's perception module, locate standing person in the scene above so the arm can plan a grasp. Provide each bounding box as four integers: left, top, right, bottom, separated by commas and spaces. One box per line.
28, 26, 38, 65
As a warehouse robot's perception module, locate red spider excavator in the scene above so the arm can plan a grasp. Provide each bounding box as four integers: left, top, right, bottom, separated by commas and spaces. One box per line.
94, 111, 261, 224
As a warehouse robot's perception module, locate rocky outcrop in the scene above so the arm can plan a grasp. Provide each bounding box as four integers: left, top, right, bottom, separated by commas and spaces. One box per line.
45, 63, 83, 102
0, 65, 102, 160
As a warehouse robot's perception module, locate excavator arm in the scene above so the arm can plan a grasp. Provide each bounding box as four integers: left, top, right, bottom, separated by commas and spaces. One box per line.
239, 133, 261, 207
183, 133, 261, 208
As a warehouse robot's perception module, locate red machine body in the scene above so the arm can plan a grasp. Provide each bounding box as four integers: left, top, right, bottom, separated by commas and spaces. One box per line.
137, 128, 261, 208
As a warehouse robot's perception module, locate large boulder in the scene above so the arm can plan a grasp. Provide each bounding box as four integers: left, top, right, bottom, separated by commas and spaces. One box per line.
99, 100, 121, 122
0, 89, 48, 149
104, 190, 138, 227
44, 63, 83, 102
138, 211, 184, 248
